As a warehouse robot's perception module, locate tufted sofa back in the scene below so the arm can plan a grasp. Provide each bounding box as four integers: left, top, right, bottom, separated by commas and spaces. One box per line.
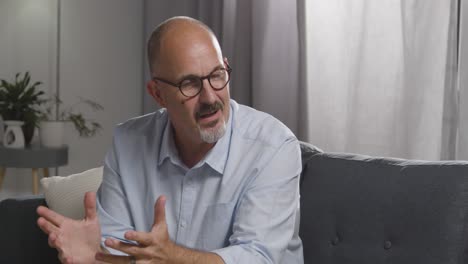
299, 142, 468, 264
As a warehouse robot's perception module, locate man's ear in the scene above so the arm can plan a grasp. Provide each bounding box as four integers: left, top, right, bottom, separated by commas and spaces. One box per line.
146, 80, 166, 108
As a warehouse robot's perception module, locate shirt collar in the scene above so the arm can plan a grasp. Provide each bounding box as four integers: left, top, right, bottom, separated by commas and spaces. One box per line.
199, 104, 232, 174
158, 118, 181, 167
157, 102, 233, 175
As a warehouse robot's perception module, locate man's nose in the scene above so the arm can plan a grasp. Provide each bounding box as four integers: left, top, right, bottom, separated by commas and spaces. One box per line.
198, 79, 217, 103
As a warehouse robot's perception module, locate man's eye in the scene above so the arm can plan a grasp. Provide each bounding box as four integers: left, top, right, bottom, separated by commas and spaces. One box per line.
181, 78, 199, 87
211, 71, 225, 80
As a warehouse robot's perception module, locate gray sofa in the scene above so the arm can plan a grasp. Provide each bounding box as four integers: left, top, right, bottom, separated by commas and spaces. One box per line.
1, 142, 468, 263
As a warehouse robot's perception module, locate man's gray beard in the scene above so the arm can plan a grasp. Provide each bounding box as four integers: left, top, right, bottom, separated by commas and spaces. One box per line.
198, 120, 226, 144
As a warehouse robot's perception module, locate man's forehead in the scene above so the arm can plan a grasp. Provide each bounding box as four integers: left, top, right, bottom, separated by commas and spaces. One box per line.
169, 55, 224, 80
157, 28, 224, 78
161, 26, 219, 52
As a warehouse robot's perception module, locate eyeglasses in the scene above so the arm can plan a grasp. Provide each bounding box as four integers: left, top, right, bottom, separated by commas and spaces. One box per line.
152, 66, 232, 98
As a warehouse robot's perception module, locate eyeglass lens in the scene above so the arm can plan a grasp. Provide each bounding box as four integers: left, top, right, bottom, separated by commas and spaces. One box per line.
180, 68, 229, 97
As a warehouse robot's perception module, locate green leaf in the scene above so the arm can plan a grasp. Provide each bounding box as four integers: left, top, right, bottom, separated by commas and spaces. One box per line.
0, 72, 44, 128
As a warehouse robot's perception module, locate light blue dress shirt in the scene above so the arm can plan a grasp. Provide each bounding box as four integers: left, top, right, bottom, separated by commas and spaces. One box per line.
97, 100, 304, 264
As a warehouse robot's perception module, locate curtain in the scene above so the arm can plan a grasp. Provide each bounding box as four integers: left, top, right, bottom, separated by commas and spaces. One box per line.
458, 0, 468, 160
142, 0, 305, 136
304, 0, 461, 160
222, 0, 301, 134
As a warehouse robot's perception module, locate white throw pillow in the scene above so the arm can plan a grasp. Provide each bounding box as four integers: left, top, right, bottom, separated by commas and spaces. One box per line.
40, 167, 103, 220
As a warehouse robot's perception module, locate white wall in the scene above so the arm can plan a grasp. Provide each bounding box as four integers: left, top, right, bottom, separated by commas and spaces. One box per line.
0, 0, 144, 199
0, 0, 57, 89
0, 0, 57, 198
59, 0, 144, 176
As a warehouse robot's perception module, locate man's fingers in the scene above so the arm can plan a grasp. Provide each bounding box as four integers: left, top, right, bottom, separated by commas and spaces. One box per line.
48, 233, 59, 248
152, 195, 167, 227
95, 252, 135, 264
37, 206, 65, 227
104, 238, 144, 256
58, 252, 67, 264
84, 191, 97, 220
37, 216, 59, 235
124, 230, 153, 246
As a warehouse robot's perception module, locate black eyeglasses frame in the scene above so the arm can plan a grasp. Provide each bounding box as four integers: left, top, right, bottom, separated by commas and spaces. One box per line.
152, 65, 233, 98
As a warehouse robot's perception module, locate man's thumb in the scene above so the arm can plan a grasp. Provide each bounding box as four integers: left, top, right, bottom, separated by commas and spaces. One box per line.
84, 191, 97, 220
153, 195, 167, 226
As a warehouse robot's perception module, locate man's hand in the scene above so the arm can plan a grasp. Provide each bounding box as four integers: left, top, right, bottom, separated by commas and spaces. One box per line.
95, 195, 224, 264
95, 195, 176, 263
37, 192, 102, 264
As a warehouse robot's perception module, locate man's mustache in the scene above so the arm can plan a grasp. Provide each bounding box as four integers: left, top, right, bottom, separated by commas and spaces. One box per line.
196, 101, 224, 119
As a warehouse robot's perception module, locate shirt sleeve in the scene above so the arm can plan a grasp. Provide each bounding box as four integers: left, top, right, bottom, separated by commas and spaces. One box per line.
212, 138, 302, 264
96, 129, 134, 254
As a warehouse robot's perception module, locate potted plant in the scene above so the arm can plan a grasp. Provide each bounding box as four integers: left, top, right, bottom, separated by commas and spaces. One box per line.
39, 95, 103, 147
0, 72, 45, 145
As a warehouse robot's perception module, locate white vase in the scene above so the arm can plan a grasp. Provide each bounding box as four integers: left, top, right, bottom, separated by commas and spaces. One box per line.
3, 120, 25, 148
40, 121, 65, 148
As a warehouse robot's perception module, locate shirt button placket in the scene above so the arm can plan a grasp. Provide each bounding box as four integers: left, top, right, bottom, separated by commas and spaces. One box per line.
177, 171, 195, 244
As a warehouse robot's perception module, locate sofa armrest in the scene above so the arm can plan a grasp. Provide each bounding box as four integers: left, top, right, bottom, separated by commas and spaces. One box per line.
0, 196, 60, 263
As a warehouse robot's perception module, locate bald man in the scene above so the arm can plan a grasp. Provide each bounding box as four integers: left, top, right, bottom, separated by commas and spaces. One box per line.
37, 16, 303, 264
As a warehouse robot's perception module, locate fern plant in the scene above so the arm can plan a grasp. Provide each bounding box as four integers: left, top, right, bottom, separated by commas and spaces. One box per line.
0, 72, 45, 143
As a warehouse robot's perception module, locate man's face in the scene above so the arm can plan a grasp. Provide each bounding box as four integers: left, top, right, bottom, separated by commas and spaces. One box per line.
148, 26, 231, 146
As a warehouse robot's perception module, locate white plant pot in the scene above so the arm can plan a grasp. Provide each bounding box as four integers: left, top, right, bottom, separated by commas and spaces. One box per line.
40, 121, 65, 148
3, 120, 25, 148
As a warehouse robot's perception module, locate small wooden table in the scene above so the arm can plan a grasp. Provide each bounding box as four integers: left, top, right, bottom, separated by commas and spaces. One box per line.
0, 145, 68, 194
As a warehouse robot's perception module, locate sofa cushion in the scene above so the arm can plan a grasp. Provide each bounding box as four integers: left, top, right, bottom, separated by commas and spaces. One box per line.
300, 152, 468, 264
40, 167, 103, 219
0, 196, 60, 263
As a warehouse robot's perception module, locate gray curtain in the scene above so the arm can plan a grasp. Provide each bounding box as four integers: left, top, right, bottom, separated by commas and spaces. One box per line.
441, 0, 460, 159
304, 0, 459, 160
142, 0, 305, 137
458, 0, 468, 160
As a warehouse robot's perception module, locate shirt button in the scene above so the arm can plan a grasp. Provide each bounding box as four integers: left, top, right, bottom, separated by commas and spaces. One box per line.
331, 236, 340, 246
187, 179, 194, 187
180, 221, 186, 228
384, 240, 392, 250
